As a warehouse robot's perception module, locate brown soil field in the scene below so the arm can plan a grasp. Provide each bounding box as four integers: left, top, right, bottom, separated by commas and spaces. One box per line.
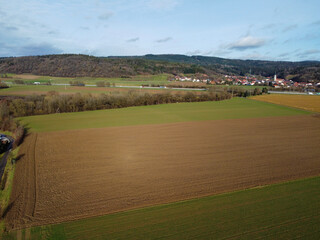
250, 94, 320, 113
6, 115, 320, 230
12, 74, 41, 80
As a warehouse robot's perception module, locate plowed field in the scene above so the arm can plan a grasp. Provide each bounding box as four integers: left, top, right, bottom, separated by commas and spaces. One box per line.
6, 115, 320, 230
250, 94, 320, 113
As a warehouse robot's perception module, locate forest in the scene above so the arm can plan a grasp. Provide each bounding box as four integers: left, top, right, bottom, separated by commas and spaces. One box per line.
1, 54, 319, 82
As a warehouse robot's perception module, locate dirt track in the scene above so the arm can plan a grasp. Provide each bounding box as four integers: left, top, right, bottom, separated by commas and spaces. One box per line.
6, 115, 320, 229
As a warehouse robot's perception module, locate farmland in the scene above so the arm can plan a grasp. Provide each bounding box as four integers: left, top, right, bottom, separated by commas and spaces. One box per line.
2, 98, 320, 239
19, 98, 309, 132
3, 176, 320, 240
5, 114, 320, 230
0, 73, 172, 86
250, 94, 320, 113
0, 84, 200, 96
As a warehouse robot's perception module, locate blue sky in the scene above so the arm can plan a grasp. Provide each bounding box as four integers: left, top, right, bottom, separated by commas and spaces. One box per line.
0, 0, 319, 60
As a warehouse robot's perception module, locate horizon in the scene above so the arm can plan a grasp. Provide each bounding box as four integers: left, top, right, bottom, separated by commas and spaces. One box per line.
1, 0, 320, 61
1, 53, 320, 63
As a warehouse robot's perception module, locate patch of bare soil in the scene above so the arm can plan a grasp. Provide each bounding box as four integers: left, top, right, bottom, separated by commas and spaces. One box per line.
14, 74, 41, 80
6, 115, 320, 229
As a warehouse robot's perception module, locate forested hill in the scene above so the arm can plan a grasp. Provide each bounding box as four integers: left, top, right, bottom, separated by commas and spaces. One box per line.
0, 54, 319, 82
113, 54, 320, 82
0, 54, 210, 78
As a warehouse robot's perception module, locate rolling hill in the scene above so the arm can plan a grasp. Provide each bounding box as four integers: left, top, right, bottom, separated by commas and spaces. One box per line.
0, 54, 319, 82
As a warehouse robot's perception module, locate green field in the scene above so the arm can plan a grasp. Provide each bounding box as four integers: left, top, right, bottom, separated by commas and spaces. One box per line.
0, 85, 177, 95
3, 176, 320, 240
0, 83, 205, 96
19, 98, 310, 132
2, 74, 171, 86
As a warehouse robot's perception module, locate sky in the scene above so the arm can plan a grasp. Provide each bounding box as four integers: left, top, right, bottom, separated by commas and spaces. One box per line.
0, 0, 319, 61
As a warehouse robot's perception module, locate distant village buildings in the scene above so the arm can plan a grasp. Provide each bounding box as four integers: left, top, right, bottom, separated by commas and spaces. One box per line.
171, 73, 319, 92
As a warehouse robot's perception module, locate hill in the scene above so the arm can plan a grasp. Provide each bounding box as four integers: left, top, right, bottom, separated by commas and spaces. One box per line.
114, 54, 320, 82
0, 54, 319, 82
0, 54, 209, 78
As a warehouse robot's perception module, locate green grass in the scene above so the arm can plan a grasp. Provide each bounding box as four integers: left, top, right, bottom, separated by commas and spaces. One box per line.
3, 73, 171, 86
0, 84, 196, 96
20, 98, 310, 132
3, 175, 320, 240
0, 85, 116, 95
0, 147, 18, 237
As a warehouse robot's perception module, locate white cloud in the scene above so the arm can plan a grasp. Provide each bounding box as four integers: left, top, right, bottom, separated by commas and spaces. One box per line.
296, 49, 320, 59
147, 0, 180, 11
185, 50, 201, 55
98, 11, 114, 20
282, 24, 298, 33
227, 36, 266, 51
239, 52, 273, 61
127, 37, 140, 42
155, 37, 172, 43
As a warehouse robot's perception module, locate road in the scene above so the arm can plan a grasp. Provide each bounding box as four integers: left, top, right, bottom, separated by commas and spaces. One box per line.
268, 91, 310, 95
51, 83, 207, 91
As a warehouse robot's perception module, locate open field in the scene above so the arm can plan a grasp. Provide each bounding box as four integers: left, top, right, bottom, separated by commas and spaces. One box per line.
5, 114, 320, 230
4, 175, 320, 240
0, 84, 203, 96
0, 73, 171, 86
250, 94, 320, 113
19, 98, 310, 132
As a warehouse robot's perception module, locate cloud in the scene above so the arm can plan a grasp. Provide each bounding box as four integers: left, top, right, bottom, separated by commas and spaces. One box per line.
311, 20, 320, 26
213, 49, 231, 57
98, 12, 114, 20
127, 37, 140, 42
260, 23, 276, 30
80, 26, 90, 30
185, 50, 201, 55
278, 52, 291, 57
5, 26, 18, 31
296, 49, 320, 59
239, 52, 273, 61
47, 30, 58, 35
155, 37, 172, 43
0, 22, 19, 32
147, 0, 180, 11
227, 36, 266, 51
0, 43, 62, 57
282, 24, 298, 33
202, 50, 213, 56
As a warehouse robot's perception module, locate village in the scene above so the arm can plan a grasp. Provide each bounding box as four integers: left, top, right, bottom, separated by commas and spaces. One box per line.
172, 74, 320, 92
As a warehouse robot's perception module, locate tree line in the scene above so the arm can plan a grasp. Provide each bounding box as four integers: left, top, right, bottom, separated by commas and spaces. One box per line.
1, 87, 265, 118
0, 102, 25, 148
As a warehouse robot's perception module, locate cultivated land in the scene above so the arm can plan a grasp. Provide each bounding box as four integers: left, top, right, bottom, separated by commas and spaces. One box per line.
19, 98, 309, 132
4, 176, 320, 240
0, 73, 172, 86
3, 98, 320, 239
6, 114, 320, 230
0, 84, 202, 96
250, 94, 320, 113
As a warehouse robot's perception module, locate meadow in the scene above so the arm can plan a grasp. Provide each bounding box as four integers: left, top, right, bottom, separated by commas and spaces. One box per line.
0, 84, 196, 96
1, 73, 171, 86
19, 98, 310, 132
